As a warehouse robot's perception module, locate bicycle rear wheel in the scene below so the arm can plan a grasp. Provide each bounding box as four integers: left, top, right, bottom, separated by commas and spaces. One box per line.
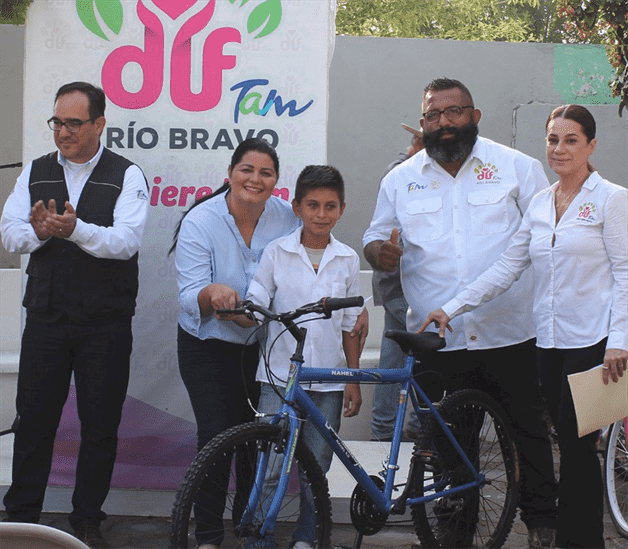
604, 418, 628, 539
410, 389, 520, 548
170, 422, 332, 548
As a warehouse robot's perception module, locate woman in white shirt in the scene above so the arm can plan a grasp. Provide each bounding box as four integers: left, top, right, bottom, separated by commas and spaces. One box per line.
421, 105, 627, 549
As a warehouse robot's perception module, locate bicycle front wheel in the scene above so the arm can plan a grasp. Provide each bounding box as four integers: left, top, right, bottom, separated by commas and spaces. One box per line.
410, 389, 520, 548
170, 422, 332, 548
604, 418, 628, 539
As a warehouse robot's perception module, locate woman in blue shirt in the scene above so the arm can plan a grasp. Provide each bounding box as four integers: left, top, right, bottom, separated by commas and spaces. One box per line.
172, 138, 299, 548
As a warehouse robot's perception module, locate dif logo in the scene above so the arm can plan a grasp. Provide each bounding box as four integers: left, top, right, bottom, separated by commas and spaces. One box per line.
78, 0, 283, 112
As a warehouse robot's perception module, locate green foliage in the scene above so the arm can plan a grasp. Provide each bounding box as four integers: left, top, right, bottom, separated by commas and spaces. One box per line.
558, 0, 628, 116
337, 0, 627, 116
336, 0, 567, 43
0, 0, 32, 24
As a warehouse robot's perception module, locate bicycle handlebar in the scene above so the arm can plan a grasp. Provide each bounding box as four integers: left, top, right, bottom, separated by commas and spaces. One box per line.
217, 296, 364, 322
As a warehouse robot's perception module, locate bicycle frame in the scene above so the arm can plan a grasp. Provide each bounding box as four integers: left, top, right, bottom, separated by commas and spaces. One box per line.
242, 341, 485, 536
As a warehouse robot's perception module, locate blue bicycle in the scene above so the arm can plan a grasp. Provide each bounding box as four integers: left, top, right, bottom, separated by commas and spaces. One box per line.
170, 297, 520, 548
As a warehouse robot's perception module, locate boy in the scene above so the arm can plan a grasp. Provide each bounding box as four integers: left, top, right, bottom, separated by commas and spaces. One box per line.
240, 165, 363, 548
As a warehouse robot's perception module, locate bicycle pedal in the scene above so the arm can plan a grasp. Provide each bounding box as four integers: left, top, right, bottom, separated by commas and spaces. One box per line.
417, 449, 439, 471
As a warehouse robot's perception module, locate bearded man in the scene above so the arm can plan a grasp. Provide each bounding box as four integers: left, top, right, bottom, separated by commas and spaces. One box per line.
363, 78, 558, 549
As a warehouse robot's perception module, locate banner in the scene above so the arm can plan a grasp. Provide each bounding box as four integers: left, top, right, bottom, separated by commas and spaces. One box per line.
24, 0, 337, 490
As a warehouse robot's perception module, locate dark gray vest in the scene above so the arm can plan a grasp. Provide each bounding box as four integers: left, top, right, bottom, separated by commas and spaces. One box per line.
24, 149, 142, 322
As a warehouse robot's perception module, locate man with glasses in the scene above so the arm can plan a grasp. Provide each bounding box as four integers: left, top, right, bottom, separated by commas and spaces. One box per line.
363, 78, 558, 548
1, 82, 148, 548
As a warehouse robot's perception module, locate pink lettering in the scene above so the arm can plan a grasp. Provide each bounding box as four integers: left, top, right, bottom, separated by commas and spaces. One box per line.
161, 186, 178, 207
102, 0, 164, 109
179, 186, 197, 206
150, 176, 162, 206
170, 0, 241, 111
196, 187, 213, 200
153, 0, 197, 20
272, 188, 290, 201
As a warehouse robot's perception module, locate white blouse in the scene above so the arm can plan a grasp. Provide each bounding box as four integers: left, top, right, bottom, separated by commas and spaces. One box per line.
443, 171, 628, 351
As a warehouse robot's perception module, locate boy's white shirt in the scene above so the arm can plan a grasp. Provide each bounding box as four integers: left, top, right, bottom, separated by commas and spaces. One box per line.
246, 227, 362, 392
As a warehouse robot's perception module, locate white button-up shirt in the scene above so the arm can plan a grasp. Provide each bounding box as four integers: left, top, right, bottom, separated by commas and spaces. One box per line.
363, 136, 549, 350
443, 172, 628, 351
1, 145, 148, 260
247, 228, 362, 392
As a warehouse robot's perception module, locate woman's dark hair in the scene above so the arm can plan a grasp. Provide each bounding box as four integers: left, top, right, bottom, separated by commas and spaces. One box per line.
546, 104, 596, 142
169, 138, 280, 254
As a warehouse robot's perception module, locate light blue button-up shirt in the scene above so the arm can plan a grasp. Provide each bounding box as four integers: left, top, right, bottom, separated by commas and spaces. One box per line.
175, 192, 300, 344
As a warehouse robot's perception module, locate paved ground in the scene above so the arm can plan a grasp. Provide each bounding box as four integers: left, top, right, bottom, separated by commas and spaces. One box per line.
1, 508, 626, 549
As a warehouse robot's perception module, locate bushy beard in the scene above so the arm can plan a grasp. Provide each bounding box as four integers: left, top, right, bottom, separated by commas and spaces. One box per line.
423, 122, 479, 163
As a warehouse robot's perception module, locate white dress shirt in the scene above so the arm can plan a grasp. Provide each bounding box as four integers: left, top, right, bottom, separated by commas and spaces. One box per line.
247, 228, 362, 392
443, 172, 628, 351
363, 136, 549, 350
1, 145, 148, 260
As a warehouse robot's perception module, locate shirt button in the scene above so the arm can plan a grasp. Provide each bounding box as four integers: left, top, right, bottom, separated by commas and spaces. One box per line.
470, 335, 477, 341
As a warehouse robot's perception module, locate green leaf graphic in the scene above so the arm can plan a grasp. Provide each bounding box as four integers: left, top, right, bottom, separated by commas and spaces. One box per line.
76, 0, 107, 40
248, 0, 282, 39
95, 0, 123, 35
76, 0, 123, 41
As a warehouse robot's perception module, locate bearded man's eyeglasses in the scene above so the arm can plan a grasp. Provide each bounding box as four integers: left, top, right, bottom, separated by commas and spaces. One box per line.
423, 105, 474, 124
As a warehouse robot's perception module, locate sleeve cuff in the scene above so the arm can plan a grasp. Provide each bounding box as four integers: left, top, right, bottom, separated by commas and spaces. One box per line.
607, 332, 628, 352
442, 299, 463, 320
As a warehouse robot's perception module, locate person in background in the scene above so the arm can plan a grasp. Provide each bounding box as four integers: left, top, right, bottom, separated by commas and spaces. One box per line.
1, 81, 149, 549
363, 77, 558, 548
422, 104, 628, 549
370, 123, 424, 442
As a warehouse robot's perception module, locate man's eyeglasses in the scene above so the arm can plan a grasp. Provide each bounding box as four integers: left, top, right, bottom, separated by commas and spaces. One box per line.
47, 117, 92, 133
422, 105, 474, 124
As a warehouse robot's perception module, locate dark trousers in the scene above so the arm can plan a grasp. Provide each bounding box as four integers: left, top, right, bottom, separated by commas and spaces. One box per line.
421, 339, 558, 529
3, 315, 132, 530
538, 340, 606, 549
177, 326, 261, 546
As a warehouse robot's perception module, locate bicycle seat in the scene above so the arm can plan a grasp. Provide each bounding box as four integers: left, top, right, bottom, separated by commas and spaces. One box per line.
384, 330, 446, 356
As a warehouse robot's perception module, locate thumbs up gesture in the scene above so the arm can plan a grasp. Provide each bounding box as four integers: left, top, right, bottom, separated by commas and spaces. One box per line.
377, 228, 403, 272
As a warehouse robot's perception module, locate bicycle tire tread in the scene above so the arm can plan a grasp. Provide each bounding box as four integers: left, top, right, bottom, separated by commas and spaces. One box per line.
170, 422, 332, 548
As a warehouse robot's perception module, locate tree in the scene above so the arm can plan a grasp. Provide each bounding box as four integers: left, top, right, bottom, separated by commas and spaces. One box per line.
558, 0, 627, 115
0, 0, 32, 24
336, 0, 627, 116
335, 0, 568, 43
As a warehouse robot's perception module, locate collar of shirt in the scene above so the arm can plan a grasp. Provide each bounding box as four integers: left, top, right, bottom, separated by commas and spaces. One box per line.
57, 144, 104, 205
279, 227, 353, 272
57, 143, 104, 170
581, 170, 601, 192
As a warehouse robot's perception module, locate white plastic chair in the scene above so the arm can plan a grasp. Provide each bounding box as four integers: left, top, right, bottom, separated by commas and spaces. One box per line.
0, 522, 90, 549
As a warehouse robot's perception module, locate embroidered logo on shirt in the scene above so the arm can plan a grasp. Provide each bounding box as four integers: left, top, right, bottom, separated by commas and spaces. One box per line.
577, 202, 596, 222
474, 163, 501, 183
407, 182, 429, 192
137, 190, 148, 200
